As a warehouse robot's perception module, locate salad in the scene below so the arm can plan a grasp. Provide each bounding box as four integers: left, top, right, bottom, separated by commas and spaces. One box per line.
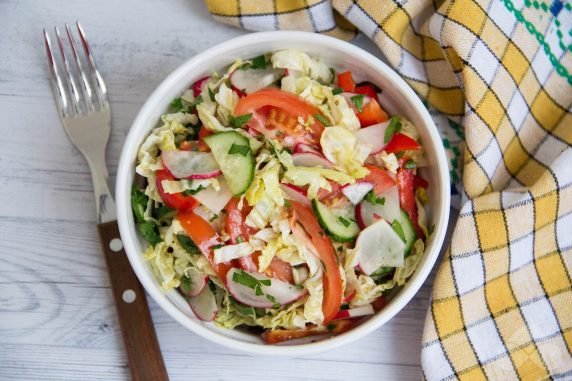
132, 50, 431, 344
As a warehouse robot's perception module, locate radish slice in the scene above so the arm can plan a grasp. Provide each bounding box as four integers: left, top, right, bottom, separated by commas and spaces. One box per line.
333, 304, 374, 320
341, 92, 372, 113
341, 182, 374, 205
355, 186, 400, 229
188, 284, 218, 321
226, 268, 307, 308
292, 152, 334, 169
230, 68, 283, 94
356, 219, 405, 274
179, 268, 208, 297
293, 143, 322, 156
162, 150, 221, 179
192, 76, 209, 97
191, 177, 233, 214
354, 121, 391, 154
280, 183, 310, 206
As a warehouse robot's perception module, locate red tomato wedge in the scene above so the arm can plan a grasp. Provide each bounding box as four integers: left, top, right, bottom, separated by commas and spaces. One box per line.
178, 210, 234, 280
396, 168, 424, 238
234, 88, 326, 147
225, 198, 294, 282
197, 126, 212, 152
363, 164, 396, 195
289, 201, 343, 324
261, 319, 356, 344
356, 99, 389, 127
354, 84, 377, 99
155, 169, 199, 211
337, 71, 355, 92
384, 133, 421, 154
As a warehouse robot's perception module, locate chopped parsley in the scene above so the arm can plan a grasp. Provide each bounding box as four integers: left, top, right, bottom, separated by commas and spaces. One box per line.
153, 205, 176, 220
130, 186, 148, 223
236, 235, 245, 243
179, 275, 193, 295
338, 216, 351, 227
384, 116, 402, 143
314, 113, 331, 127
228, 143, 251, 156
404, 159, 417, 169
176, 234, 200, 255
332, 87, 343, 95
242, 54, 269, 70
208, 87, 215, 102
183, 185, 205, 196
232, 270, 271, 297
228, 113, 252, 128
365, 191, 385, 205
170, 97, 184, 111
139, 221, 162, 246
326, 323, 336, 331
350, 94, 365, 112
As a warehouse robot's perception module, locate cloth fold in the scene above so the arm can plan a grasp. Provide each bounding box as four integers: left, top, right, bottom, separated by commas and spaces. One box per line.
205, 0, 572, 378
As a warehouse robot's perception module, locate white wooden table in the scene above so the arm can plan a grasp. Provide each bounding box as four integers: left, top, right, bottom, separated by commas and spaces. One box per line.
0, 1, 450, 379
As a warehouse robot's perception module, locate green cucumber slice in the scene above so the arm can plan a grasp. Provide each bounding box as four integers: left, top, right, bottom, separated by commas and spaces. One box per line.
204, 131, 254, 196
312, 199, 360, 243
394, 209, 416, 255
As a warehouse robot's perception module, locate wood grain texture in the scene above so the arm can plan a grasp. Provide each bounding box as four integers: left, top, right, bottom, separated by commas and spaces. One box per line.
0, 0, 455, 380
97, 221, 169, 381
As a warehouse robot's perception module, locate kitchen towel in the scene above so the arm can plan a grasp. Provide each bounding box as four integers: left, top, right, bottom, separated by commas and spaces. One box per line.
205, 0, 572, 379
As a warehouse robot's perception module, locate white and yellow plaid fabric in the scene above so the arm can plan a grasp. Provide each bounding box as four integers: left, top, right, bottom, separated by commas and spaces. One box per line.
205, 0, 572, 379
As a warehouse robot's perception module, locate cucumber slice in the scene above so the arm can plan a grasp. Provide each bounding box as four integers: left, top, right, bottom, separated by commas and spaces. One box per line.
395, 209, 416, 255
312, 199, 360, 243
204, 131, 255, 196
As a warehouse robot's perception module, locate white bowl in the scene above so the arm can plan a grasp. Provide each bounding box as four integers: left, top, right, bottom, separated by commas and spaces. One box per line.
116, 31, 450, 356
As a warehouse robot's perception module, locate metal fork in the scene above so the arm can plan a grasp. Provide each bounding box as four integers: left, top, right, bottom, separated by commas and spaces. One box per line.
44, 23, 169, 381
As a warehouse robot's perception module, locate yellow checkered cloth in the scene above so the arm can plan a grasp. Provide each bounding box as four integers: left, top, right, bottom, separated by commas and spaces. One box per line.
205, 0, 572, 378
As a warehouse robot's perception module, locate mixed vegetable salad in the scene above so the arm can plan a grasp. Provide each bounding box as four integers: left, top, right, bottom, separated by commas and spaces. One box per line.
132, 50, 431, 344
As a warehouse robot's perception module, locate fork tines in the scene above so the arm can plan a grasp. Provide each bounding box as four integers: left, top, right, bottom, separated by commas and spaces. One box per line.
43, 22, 107, 117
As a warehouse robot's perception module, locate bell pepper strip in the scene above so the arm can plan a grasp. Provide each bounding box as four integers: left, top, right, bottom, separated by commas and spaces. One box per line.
384, 133, 421, 154
396, 168, 424, 238
356, 99, 389, 127
337, 71, 356, 92
261, 319, 357, 344
155, 169, 199, 211
363, 164, 396, 195
414, 175, 429, 190
197, 126, 213, 152
179, 210, 235, 280
354, 84, 377, 99
289, 201, 343, 324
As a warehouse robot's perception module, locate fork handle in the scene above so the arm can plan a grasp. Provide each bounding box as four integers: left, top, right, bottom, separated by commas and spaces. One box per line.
97, 220, 169, 381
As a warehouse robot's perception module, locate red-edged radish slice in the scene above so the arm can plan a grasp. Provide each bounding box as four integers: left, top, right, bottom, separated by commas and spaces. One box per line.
280, 183, 310, 206
333, 304, 374, 320
230, 68, 283, 94
341, 92, 372, 113
188, 284, 218, 321
341, 182, 374, 205
355, 186, 399, 229
179, 268, 208, 297
292, 152, 334, 169
226, 268, 307, 308
293, 143, 322, 156
162, 150, 221, 179
191, 177, 233, 215
356, 219, 405, 275
192, 76, 209, 97
354, 121, 391, 155
343, 289, 356, 304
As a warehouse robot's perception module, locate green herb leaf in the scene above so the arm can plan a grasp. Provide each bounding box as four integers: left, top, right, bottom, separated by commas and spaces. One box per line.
329, 67, 336, 83
208, 87, 216, 102
208, 279, 218, 294
228, 113, 252, 128
314, 113, 331, 127
138, 221, 162, 246
179, 275, 193, 295
350, 94, 365, 112
183, 185, 205, 196
250, 54, 268, 69
384, 116, 402, 143
236, 235, 245, 243
338, 216, 351, 227
228, 143, 251, 156
232, 270, 260, 289
209, 214, 219, 222
404, 159, 416, 169
171, 97, 184, 111
395, 151, 405, 159
332, 87, 343, 95
176, 234, 200, 255
230, 296, 257, 317
365, 191, 385, 205
327, 323, 336, 331
188, 95, 204, 111
284, 199, 292, 208
391, 220, 406, 242
340, 304, 350, 310
131, 186, 148, 223
153, 204, 176, 220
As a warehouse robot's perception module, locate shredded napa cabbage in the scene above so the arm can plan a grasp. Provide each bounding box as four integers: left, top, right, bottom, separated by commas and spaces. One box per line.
271, 49, 333, 84
320, 126, 370, 179
327, 94, 361, 131
283, 166, 354, 199
303, 275, 324, 324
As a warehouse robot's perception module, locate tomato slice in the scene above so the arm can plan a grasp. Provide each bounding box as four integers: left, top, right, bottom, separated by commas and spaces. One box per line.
384, 133, 421, 154
354, 84, 377, 99
261, 319, 356, 344
414, 175, 429, 190
197, 126, 212, 152
178, 210, 234, 280
290, 201, 343, 324
234, 88, 325, 147
396, 168, 424, 238
337, 71, 355, 92
155, 169, 199, 211
363, 164, 396, 195
356, 99, 389, 127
